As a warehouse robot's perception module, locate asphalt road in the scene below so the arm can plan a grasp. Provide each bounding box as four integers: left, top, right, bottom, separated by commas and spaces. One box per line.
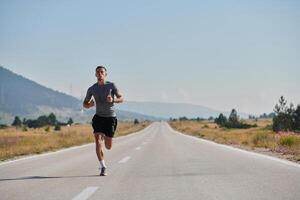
1, 122, 300, 200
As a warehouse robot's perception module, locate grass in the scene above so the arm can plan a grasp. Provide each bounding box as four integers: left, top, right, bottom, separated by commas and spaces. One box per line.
169, 119, 300, 162
0, 121, 150, 161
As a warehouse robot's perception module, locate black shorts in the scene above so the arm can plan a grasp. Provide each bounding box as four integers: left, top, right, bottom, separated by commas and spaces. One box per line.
92, 115, 118, 138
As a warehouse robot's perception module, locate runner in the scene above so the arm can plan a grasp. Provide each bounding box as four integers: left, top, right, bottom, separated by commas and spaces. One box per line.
83, 66, 124, 176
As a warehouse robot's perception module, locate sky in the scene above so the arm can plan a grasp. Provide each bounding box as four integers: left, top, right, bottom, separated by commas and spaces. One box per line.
0, 0, 299, 115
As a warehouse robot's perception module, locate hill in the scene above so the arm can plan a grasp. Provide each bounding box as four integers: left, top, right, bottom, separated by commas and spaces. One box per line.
0, 66, 159, 123
117, 101, 249, 119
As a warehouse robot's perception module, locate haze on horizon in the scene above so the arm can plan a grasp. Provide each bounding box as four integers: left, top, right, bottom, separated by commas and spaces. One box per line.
0, 0, 299, 115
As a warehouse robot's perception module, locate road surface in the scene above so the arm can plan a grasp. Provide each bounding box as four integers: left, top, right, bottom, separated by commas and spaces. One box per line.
1, 122, 300, 200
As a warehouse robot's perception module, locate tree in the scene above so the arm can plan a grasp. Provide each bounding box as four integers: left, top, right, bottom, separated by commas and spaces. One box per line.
272, 96, 294, 132
48, 113, 57, 125
134, 119, 139, 124
37, 115, 49, 127
214, 113, 227, 126
54, 124, 61, 131
293, 105, 300, 131
208, 116, 214, 121
22, 118, 26, 124
179, 116, 188, 121
274, 96, 287, 114
228, 109, 239, 126
12, 116, 22, 127
67, 118, 74, 125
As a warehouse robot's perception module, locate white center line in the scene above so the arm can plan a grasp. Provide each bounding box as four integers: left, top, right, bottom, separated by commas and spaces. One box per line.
119, 156, 131, 163
72, 187, 98, 200
135, 146, 141, 150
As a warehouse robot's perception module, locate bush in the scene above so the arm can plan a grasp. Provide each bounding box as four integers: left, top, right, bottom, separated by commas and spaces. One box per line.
54, 124, 61, 131
279, 136, 300, 147
12, 116, 22, 127
214, 113, 227, 126
225, 122, 257, 129
67, 118, 74, 125
45, 126, 50, 132
215, 110, 255, 129
202, 124, 209, 128
23, 113, 65, 128
0, 124, 8, 129
134, 119, 139, 124
251, 132, 272, 147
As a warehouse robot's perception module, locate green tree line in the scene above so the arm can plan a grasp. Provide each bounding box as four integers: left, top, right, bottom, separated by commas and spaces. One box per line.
11, 113, 73, 129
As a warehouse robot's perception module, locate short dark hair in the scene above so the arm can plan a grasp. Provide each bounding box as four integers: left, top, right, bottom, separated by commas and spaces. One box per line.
95, 65, 107, 71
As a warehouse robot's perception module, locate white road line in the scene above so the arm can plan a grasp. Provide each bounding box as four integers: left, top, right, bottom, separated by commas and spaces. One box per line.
72, 187, 98, 200
119, 156, 131, 163
135, 146, 141, 150
142, 142, 147, 145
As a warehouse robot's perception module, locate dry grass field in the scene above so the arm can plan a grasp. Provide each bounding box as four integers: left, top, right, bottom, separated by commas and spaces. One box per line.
0, 121, 150, 161
169, 119, 300, 163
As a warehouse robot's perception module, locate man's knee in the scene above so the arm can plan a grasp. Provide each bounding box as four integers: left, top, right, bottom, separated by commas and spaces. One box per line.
105, 143, 112, 150
105, 138, 112, 150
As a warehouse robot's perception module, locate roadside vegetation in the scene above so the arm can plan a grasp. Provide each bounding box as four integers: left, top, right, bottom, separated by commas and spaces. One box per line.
0, 116, 149, 161
169, 96, 300, 162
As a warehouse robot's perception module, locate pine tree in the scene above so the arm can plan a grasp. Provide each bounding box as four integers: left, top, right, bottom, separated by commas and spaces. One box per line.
134, 119, 139, 124
67, 118, 74, 125
228, 109, 239, 126
12, 116, 22, 127
214, 113, 227, 126
293, 105, 300, 131
48, 113, 57, 125
272, 96, 294, 132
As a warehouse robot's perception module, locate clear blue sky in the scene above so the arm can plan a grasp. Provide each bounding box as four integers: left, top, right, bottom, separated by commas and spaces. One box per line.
0, 0, 299, 114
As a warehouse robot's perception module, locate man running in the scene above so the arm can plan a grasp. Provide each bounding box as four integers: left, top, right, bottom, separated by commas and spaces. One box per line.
83, 66, 124, 176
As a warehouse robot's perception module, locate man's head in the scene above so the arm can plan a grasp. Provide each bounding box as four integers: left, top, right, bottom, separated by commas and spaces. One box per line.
95, 65, 107, 81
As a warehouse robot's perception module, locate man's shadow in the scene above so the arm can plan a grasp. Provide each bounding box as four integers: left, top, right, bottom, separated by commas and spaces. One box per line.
0, 175, 101, 182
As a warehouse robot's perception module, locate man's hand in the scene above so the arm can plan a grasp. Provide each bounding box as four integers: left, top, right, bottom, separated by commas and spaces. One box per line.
89, 100, 95, 107
106, 95, 113, 103
83, 99, 95, 108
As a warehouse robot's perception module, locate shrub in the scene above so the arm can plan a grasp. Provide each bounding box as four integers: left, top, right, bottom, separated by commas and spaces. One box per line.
45, 126, 50, 132
214, 113, 227, 126
0, 124, 8, 129
251, 132, 272, 147
279, 136, 300, 147
134, 119, 139, 124
54, 124, 61, 131
12, 116, 22, 127
67, 118, 74, 125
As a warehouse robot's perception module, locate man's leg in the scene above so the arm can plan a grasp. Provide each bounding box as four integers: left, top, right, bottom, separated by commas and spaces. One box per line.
94, 133, 104, 161
94, 133, 107, 175
103, 117, 116, 150
104, 136, 113, 150
94, 133, 106, 168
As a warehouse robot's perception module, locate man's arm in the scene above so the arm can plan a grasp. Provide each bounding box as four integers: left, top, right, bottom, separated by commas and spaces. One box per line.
108, 83, 123, 104
114, 93, 124, 103
83, 88, 94, 108
83, 99, 95, 108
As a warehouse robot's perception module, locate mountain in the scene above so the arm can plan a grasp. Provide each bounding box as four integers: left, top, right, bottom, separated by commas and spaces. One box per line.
117, 101, 249, 119
0, 66, 248, 124
0, 66, 80, 115
0, 66, 159, 124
